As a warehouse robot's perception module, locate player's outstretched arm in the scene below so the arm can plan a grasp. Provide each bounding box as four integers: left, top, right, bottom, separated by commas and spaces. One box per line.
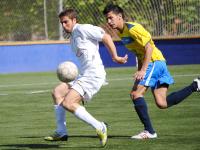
102, 33, 128, 64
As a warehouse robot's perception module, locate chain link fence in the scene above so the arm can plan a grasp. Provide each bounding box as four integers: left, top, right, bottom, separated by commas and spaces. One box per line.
0, 0, 200, 42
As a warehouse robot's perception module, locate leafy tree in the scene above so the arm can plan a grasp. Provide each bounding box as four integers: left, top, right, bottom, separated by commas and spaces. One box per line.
0, 0, 199, 41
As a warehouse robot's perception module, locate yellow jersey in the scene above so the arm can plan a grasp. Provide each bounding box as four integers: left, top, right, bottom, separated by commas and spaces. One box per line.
118, 22, 165, 62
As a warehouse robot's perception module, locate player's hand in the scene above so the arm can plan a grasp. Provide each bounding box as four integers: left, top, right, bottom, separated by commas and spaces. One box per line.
134, 70, 145, 81
113, 54, 128, 64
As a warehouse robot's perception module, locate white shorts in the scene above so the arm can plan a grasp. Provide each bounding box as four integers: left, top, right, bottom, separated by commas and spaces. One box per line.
69, 76, 105, 101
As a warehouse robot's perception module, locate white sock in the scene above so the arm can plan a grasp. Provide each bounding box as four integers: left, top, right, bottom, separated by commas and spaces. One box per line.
54, 105, 67, 135
74, 106, 102, 130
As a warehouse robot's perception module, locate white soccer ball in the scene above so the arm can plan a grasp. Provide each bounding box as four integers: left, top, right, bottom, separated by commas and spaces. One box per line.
57, 61, 78, 83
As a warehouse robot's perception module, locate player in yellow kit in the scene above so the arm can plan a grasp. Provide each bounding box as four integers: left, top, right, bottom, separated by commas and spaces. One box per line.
103, 4, 200, 139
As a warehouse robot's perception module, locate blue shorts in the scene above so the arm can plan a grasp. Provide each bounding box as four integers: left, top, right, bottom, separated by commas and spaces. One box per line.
139, 61, 174, 89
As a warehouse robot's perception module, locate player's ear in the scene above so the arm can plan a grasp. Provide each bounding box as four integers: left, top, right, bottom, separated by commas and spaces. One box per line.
118, 14, 122, 19
72, 18, 77, 23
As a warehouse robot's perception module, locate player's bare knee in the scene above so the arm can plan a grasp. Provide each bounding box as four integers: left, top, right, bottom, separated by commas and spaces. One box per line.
130, 91, 142, 100
52, 87, 59, 97
130, 91, 136, 100
156, 101, 167, 109
51, 89, 57, 102
53, 85, 65, 98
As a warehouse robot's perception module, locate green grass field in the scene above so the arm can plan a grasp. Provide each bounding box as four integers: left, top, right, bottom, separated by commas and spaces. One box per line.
0, 64, 200, 150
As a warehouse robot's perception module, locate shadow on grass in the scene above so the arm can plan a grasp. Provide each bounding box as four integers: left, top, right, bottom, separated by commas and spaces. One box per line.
0, 135, 131, 149
20, 134, 131, 139
0, 144, 59, 149
0, 143, 104, 149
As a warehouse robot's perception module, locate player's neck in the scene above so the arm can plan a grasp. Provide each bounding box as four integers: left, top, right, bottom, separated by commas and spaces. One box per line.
118, 22, 125, 33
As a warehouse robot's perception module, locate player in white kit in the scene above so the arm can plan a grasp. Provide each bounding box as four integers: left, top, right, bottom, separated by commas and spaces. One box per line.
44, 8, 128, 147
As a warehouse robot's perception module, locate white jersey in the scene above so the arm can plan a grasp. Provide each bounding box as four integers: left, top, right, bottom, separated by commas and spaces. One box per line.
70, 24, 106, 78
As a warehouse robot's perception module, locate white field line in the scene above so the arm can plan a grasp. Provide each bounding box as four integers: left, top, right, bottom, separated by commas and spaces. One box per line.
0, 73, 199, 96
0, 82, 57, 88
0, 93, 9, 96
108, 73, 199, 81
0, 73, 199, 88
0, 89, 51, 96
25, 89, 50, 94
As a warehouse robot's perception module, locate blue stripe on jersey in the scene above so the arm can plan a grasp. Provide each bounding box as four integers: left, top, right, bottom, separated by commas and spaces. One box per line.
126, 23, 135, 29
121, 37, 134, 45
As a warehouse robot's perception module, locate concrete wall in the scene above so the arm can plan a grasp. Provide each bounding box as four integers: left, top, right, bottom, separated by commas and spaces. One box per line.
0, 38, 199, 74
0, 43, 78, 74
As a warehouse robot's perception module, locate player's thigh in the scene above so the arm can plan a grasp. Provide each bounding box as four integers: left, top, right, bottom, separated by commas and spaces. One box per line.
152, 86, 168, 108
62, 88, 82, 112
52, 82, 70, 104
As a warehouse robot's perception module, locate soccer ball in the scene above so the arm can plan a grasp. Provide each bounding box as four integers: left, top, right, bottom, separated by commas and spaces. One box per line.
57, 61, 78, 83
